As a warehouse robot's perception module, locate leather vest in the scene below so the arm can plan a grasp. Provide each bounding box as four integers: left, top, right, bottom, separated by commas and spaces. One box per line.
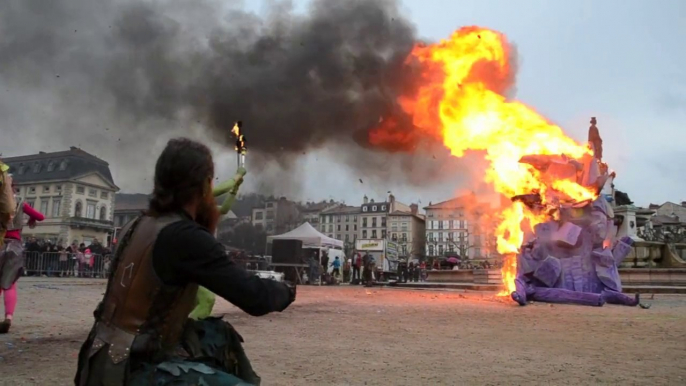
90, 214, 198, 365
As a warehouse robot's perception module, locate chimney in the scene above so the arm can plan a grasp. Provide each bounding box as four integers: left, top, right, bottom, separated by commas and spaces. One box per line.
410, 203, 418, 215
681, 201, 686, 208
370, 198, 375, 203
389, 193, 395, 203
39, 151, 46, 154
70, 146, 78, 151
363, 195, 368, 204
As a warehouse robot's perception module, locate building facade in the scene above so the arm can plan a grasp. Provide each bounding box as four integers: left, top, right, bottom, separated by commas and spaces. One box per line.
299, 201, 341, 228
319, 205, 360, 243
4, 147, 119, 247
388, 204, 425, 259
423, 194, 496, 259
251, 197, 300, 235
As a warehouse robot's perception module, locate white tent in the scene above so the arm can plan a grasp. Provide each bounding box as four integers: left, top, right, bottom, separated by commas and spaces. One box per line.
267, 222, 343, 249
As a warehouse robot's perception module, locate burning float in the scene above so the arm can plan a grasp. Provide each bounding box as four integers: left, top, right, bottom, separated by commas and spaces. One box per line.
507, 117, 638, 307
370, 27, 639, 306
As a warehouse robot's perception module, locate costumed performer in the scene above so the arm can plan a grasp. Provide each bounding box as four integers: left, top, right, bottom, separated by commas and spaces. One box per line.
74, 138, 295, 386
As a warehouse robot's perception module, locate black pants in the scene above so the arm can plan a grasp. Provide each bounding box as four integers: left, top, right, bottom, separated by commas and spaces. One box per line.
352, 267, 360, 281
332, 268, 340, 277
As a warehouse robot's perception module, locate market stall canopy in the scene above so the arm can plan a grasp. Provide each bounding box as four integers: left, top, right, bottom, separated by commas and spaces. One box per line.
267, 222, 344, 249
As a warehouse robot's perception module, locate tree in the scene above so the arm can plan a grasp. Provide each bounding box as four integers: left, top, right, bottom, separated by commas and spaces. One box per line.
223, 222, 268, 255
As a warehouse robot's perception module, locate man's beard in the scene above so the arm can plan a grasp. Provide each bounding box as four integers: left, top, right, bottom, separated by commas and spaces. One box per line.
195, 193, 220, 234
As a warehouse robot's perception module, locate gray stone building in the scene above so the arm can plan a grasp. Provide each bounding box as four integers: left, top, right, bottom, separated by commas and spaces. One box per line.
4, 147, 118, 247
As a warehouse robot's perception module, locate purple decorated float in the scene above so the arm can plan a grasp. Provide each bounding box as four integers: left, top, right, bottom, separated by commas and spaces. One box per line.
509, 118, 639, 307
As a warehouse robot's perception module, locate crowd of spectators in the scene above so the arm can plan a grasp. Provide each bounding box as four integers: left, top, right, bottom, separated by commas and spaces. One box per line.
23, 237, 112, 278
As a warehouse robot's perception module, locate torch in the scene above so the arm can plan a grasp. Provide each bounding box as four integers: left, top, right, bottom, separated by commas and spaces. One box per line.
232, 121, 247, 168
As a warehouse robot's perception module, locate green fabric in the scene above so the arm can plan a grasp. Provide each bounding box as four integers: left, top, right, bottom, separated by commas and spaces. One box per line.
189, 286, 216, 320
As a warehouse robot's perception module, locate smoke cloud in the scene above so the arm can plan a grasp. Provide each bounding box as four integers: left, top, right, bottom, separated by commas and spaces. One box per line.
0, 0, 508, 197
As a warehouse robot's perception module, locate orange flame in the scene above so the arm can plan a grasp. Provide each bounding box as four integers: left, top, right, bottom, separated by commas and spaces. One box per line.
232, 122, 246, 154
379, 27, 599, 295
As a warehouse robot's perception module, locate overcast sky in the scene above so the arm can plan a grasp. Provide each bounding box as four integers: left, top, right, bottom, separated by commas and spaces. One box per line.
272, 0, 686, 207
2, 0, 684, 208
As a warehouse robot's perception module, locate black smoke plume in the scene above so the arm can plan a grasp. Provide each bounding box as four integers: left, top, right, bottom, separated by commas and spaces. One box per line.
0, 0, 477, 195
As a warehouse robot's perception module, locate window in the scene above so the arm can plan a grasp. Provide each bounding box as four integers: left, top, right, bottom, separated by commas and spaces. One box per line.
59, 160, 68, 171
381, 217, 387, 227
474, 248, 481, 258
439, 232, 444, 242
345, 234, 349, 241
438, 245, 444, 255
381, 230, 386, 239
362, 218, 367, 227
372, 230, 377, 238
401, 222, 408, 231
17, 164, 26, 175
328, 225, 333, 232
372, 217, 377, 227
321, 225, 326, 232
362, 230, 368, 238
372, 205, 377, 211
345, 216, 349, 222
353, 216, 357, 223
381, 205, 386, 211
28, 186, 36, 195
75, 201, 83, 217
448, 244, 455, 252
255, 212, 263, 220
428, 245, 434, 256
266, 210, 274, 220
337, 216, 341, 222
33, 162, 41, 173
56, 185, 62, 193
337, 225, 341, 231
86, 202, 96, 219
402, 233, 407, 242
43, 185, 50, 193
89, 189, 97, 198
354, 224, 357, 231
76, 186, 85, 194
47, 160, 55, 172
345, 225, 349, 231
26, 200, 35, 208
100, 206, 107, 220
100, 191, 108, 199
266, 202, 274, 208
392, 233, 397, 241
40, 199, 49, 215
362, 207, 368, 212
438, 221, 443, 230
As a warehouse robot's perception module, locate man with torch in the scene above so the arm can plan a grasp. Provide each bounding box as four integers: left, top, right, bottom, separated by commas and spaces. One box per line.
75, 126, 295, 385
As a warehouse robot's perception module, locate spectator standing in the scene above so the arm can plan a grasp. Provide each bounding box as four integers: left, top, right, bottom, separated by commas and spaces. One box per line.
330, 256, 341, 278
352, 251, 362, 284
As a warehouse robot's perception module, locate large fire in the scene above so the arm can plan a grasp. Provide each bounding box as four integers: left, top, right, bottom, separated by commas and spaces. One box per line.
371, 27, 600, 294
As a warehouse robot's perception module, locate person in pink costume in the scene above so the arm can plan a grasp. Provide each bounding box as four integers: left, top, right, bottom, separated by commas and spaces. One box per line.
0, 181, 45, 333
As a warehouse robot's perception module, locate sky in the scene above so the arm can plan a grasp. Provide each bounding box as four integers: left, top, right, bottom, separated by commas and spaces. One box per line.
1, 0, 684, 208
278, 0, 686, 207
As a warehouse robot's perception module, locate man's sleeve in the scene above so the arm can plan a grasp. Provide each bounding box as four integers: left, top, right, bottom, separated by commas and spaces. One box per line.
162, 223, 293, 316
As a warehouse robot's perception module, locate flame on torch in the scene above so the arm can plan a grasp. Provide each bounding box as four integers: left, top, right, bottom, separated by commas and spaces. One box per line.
232, 121, 246, 167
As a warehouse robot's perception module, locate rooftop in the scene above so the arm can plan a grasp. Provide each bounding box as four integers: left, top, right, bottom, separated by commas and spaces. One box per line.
114, 193, 150, 212
321, 205, 361, 215
2, 147, 117, 189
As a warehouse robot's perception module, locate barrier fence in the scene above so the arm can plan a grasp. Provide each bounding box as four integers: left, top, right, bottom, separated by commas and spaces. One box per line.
23, 251, 112, 278
22, 252, 272, 278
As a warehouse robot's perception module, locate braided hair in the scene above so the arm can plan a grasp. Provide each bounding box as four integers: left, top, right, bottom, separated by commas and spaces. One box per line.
148, 138, 214, 216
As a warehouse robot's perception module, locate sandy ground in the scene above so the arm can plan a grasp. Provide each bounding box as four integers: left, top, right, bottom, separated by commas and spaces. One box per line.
0, 278, 685, 386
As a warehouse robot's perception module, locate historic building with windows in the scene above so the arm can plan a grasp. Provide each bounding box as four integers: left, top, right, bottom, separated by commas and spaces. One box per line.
4, 147, 119, 247
319, 205, 361, 246
388, 204, 425, 259
423, 194, 497, 259
251, 197, 300, 235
